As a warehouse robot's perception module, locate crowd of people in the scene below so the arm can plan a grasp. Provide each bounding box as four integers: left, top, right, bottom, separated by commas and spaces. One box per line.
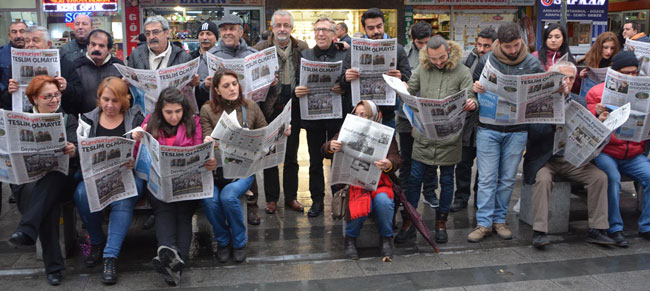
0, 7, 649, 288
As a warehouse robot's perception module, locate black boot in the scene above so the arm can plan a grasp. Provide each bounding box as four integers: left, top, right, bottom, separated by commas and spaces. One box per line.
102, 257, 117, 285
380, 236, 393, 258
344, 236, 359, 260
434, 211, 448, 243
86, 244, 103, 267
394, 210, 416, 243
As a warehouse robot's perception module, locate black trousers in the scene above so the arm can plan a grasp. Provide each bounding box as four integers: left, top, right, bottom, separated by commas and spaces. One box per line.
304, 125, 339, 203
398, 132, 438, 193
454, 145, 478, 203
147, 193, 197, 261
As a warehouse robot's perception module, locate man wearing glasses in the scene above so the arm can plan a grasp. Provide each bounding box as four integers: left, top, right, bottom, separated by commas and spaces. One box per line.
254, 10, 309, 216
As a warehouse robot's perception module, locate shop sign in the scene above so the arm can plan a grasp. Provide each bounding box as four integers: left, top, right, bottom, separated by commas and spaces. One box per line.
64, 12, 93, 23
140, 0, 260, 5
43, 0, 118, 12
125, 0, 141, 57
538, 0, 608, 22
404, 0, 534, 5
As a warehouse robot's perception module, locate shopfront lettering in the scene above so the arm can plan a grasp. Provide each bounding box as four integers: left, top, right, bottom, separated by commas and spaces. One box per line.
541, 0, 606, 6
180, 0, 227, 4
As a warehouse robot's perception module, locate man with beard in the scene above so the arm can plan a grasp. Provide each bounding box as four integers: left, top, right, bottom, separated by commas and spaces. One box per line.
468, 23, 544, 243
192, 21, 218, 109
71, 29, 125, 115
1, 21, 26, 93
254, 10, 309, 216
60, 14, 93, 63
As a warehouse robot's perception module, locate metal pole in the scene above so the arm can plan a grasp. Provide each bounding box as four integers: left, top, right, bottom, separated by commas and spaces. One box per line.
560, 0, 567, 28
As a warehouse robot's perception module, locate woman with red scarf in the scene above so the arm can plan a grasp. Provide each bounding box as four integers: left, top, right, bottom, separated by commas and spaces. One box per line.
321, 100, 401, 260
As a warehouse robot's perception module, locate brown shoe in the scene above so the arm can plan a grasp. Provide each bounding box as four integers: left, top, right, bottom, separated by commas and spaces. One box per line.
247, 211, 260, 225
467, 226, 492, 243
493, 223, 513, 240
265, 202, 277, 214
285, 200, 304, 212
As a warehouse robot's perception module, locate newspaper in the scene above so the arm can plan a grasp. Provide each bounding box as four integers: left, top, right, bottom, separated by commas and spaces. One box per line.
298, 59, 343, 120
206, 47, 278, 102
350, 37, 397, 106
478, 59, 566, 125
383, 74, 467, 140
330, 114, 395, 191
210, 102, 291, 179
10, 48, 61, 112
579, 67, 608, 98
624, 39, 650, 76
76, 119, 138, 212
0, 110, 69, 184
554, 101, 630, 167
114, 58, 199, 113
600, 68, 650, 142
133, 130, 214, 202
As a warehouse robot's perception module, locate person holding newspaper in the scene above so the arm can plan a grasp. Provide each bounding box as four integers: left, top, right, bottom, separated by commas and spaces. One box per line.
321, 100, 401, 260
191, 21, 218, 109
400, 36, 475, 244
585, 51, 650, 247
131, 87, 216, 286
577, 32, 620, 80
523, 61, 615, 249
532, 23, 575, 72
7, 75, 78, 286
73, 77, 145, 284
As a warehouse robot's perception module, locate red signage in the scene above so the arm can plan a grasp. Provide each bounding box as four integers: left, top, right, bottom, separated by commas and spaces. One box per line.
43, 0, 117, 3
125, 0, 140, 58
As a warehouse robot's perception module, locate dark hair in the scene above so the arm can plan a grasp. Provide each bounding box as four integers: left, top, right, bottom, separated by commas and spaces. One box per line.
9, 20, 26, 28
147, 87, 196, 140
361, 8, 384, 28
410, 21, 432, 40
477, 27, 497, 41
209, 69, 248, 114
138, 33, 146, 43
337, 22, 348, 33
624, 21, 642, 33
537, 23, 575, 67
497, 22, 521, 43
261, 30, 271, 41
87, 29, 113, 49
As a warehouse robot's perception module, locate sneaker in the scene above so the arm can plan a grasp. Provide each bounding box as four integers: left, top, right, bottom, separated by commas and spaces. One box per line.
422, 196, 439, 208
493, 223, 513, 240
532, 231, 550, 249
608, 231, 629, 248
449, 199, 468, 212
157, 246, 185, 272
585, 229, 616, 246
152, 256, 173, 283
467, 226, 491, 242
233, 245, 247, 263
216, 244, 231, 263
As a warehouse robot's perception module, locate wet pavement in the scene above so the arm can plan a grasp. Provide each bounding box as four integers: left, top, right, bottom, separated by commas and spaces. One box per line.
0, 130, 649, 290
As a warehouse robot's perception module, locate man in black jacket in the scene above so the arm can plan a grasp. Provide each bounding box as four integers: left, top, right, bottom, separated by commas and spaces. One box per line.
191, 21, 218, 109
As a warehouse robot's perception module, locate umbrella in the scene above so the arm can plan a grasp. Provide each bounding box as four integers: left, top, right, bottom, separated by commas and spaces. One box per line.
393, 184, 439, 253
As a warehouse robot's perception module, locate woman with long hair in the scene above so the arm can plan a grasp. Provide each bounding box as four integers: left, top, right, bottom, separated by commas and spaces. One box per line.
533, 23, 575, 71
577, 31, 620, 75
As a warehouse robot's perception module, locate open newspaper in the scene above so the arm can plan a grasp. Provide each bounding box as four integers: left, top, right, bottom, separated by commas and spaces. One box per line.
600, 68, 650, 142
330, 114, 395, 191
134, 130, 214, 202
350, 37, 397, 106
76, 119, 138, 212
624, 39, 650, 76
114, 58, 199, 113
11, 48, 61, 112
298, 59, 343, 120
579, 67, 608, 98
478, 59, 566, 125
0, 110, 69, 184
206, 47, 278, 102
383, 74, 467, 140
554, 101, 630, 167
210, 102, 291, 179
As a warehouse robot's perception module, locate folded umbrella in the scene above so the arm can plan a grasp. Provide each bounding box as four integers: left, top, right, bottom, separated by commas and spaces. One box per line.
393, 184, 439, 253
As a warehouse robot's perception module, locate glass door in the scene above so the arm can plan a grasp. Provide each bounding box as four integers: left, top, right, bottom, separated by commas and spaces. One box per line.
224, 7, 264, 46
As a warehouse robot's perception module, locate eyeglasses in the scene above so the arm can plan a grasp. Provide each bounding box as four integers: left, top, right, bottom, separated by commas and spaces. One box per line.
144, 29, 166, 37
314, 27, 334, 34
39, 92, 62, 101
273, 23, 292, 29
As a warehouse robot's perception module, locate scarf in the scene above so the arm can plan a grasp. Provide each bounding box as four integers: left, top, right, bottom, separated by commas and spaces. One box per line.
492, 39, 528, 66
275, 37, 295, 90
349, 174, 394, 220
354, 100, 382, 123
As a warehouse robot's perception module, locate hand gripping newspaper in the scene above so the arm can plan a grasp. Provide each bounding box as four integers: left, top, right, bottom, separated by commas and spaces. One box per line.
0, 110, 69, 184
554, 101, 630, 167
10, 48, 61, 112
114, 58, 200, 114
298, 58, 343, 120
210, 102, 291, 179
600, 68, 650, 142
206, 47, 278, 102
478, 59, 566, 125
579, 67, 608, 98
350, 37, 397, 106
625, 39, 650, 76
330, 114, 395, 191
133, 130, 214, 202
76, 119, 138, 212
384, 74, 467, 140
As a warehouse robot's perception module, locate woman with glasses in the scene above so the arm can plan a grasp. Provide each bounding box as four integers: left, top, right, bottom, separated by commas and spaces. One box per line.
7, 75, 78, 286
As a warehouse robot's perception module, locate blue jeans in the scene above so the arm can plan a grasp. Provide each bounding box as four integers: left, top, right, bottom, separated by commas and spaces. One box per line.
345, 192, 394, 238
475, 127, 527, 228
202, 176, 254, 248
593, 152, 650, 233
73, 177, 144, 258
407, 160, 454, 213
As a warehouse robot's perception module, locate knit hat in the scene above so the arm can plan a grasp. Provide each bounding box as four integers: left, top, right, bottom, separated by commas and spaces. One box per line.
218, 14, 243, 28
611, 51, 639, 71
199, 21, 218, 36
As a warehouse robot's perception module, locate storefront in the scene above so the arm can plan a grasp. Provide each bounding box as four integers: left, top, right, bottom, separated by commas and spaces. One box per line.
0, 0, 41, 46
536, 0, 609, 56
608, 0, 650, 37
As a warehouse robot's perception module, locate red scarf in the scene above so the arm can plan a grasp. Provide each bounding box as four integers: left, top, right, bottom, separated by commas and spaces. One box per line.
348, 173, 394, 220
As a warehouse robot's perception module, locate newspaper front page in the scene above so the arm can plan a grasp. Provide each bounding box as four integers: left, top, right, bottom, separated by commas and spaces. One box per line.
298, 59, 343, 120
579, 67, 608, 98
350, 37, 397, 106
478, 59, 566, 125
114, 58, 199, 113
625, 39, 650, 76
330, 114, 395, 191
10, 48, 61, 112
554, 101, 630, 167
210, 102, 291, 179
206, 47, 278, 102
76, 120, 138, 212
600, 68, 650, 142
133, 130, 214, 202
0, 110, 69, 184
